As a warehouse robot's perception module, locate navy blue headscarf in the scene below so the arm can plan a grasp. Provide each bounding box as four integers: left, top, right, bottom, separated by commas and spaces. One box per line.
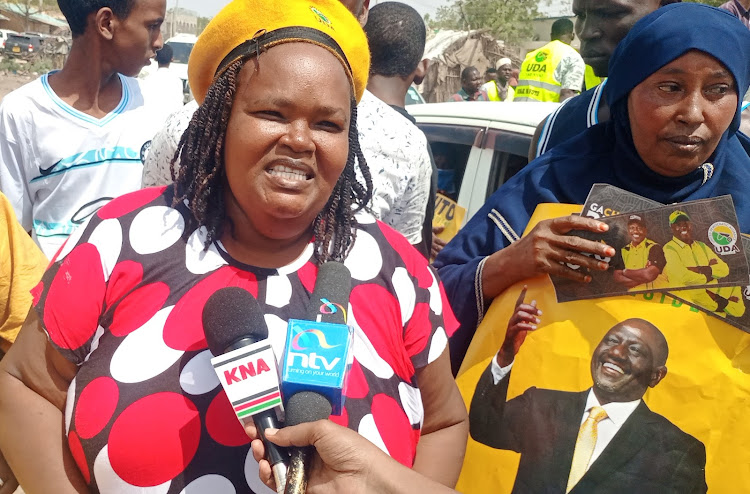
434, 3, 750, 341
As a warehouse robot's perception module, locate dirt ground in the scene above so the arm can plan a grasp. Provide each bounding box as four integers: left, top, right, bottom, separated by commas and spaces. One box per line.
0, 72, 36, 102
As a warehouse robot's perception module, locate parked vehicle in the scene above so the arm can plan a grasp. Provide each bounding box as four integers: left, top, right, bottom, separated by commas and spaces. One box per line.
0, 29, 18, 50
407, 101, 559, 222
3, 33, 44, 57
405, 85, 425, 105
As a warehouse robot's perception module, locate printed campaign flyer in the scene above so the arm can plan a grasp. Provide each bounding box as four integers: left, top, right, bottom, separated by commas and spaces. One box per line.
551, 195, 749, 303
582, 184, 750, 334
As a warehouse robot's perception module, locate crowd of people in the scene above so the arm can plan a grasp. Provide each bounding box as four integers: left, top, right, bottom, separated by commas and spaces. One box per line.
0, 0, 748, 493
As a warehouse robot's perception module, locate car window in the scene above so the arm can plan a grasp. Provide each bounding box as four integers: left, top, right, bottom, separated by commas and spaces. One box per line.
168, 42, 194, 64
418, 123, 483, 202
405, 86, 423, 106
483, 128, 531, 196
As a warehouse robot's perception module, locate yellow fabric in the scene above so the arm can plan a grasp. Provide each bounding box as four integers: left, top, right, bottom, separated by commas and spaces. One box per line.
584, 65, 603, 91
620, 239, 668, 291
515, 40, 569, 102
455, 203, 750, 494
566, 406, 608, 492
188, 0, 370, 104
0, 192, 46, 352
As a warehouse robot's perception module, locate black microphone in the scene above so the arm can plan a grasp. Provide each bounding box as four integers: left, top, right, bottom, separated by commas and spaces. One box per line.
282, 262, 353, 494
283, 392, 333, 494
203, 287, 288, 493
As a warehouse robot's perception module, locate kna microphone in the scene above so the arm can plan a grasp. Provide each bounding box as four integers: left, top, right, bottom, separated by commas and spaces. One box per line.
203, 287, 288, 493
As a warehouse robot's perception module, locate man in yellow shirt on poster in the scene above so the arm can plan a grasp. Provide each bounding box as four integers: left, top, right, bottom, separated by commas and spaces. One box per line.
663, 210, 730, 311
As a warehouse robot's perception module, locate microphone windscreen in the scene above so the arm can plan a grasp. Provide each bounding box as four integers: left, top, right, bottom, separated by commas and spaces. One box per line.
307, 262, 352, 323
284, 392, 332, 427
203, 287, 268, 356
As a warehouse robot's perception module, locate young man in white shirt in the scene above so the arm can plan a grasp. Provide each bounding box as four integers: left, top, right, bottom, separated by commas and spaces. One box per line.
0, 0, 167, 258
359, 2, 433, 254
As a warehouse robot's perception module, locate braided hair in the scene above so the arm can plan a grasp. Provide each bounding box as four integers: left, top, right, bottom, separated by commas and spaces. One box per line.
172, 58, 373, 264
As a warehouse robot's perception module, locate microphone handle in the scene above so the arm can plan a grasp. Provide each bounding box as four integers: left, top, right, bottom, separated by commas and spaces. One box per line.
255, 410, 289, 492
284, 446, 313, 494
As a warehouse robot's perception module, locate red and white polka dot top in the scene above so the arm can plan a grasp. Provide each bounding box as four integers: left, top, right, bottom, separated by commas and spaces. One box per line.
33, 186, 458, 494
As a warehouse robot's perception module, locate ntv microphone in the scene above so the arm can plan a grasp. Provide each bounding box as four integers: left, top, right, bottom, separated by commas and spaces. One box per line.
203, 287, 288, 493
281, 261, 354, 494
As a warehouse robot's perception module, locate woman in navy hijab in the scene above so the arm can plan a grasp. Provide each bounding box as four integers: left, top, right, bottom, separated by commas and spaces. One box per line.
434, 3, 750, 371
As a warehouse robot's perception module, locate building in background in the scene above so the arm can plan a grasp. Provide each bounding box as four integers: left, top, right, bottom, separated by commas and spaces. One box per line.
0, 2, 67, 35
162, 7, 198, 38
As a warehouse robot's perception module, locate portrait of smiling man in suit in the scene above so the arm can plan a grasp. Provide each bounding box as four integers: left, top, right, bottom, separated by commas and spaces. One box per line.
469, 288, 707, 494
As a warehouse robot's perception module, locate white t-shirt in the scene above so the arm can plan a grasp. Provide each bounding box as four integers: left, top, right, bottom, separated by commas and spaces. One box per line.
0, 72, 163, 258
142, 67, 184, 122
357, 90, 432, 245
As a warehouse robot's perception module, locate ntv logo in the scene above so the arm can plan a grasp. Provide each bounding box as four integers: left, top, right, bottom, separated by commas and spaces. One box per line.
287, 329, 342, 371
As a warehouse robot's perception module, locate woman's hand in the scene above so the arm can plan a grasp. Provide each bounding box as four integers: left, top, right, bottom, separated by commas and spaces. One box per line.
252, 421, 458, 494
252, 420, 376, 494
482, 215, 615, 300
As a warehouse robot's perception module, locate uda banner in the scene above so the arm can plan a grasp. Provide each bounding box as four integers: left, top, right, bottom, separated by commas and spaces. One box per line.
455, 204, 750, 494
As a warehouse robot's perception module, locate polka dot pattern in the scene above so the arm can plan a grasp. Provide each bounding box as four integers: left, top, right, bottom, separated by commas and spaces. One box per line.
110, 282, 170, 337
266, 274, 292, 308
428, 327, 448, 365
244, 450, 276, 494
97, 186, 167, 220
43, 243, 105, 351
372, 394, 415, 466
94, 446, 171, 494
130, 206, 185, 255
88, 219, 123, 281
55, 214, 95, 262
75, 377, 119, 439
180, 475, 236, 494
206, 391, 252, 447
180, 350, 220, 395
163, 267, 258, 352
68, 431, 91, 484
108, 393, 201, 487
185, 228, 227, 275
344, 230, 382, 281
110, 307, 184, 384
33, 187, 451, 488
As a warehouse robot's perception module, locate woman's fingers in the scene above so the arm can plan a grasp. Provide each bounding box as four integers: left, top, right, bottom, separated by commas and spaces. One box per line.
514, 286, 528, 308
549, 215, 609, 235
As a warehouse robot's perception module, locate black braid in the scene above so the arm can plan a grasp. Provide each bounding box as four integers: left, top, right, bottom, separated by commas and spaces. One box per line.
172, 59, 373, 264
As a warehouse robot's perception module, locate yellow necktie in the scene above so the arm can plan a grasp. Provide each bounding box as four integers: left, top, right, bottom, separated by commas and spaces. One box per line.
566, 406, 608, 493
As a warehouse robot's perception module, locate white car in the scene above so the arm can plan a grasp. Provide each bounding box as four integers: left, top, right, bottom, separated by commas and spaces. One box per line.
0, 29, 18, 50
407, 101, 559, 222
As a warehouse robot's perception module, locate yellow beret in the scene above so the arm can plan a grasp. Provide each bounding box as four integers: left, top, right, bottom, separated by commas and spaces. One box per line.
188, 0, 370, 105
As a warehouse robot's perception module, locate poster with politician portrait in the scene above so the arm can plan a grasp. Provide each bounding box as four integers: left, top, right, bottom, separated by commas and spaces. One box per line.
581, 184, 750, 335
551, 195, 749, 303
454, 203, 750, 494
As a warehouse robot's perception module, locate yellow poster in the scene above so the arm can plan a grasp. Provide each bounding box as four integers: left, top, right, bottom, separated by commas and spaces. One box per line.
456, 204, 750, 494
433, 193, 467, 244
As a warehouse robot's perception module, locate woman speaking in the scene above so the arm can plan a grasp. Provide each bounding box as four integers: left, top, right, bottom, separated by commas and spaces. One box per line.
0, 1, 468, 492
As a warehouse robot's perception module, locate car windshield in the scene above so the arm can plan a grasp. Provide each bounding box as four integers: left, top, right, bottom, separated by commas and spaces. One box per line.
168, 42, 193, 64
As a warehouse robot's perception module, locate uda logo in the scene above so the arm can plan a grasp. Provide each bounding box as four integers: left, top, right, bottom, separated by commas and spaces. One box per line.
708, 222, 739, 254
535, 51, 549, 63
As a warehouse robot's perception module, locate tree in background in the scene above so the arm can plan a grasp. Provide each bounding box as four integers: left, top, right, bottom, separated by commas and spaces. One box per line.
423, 0, 538, 44
5, 0, 60, 32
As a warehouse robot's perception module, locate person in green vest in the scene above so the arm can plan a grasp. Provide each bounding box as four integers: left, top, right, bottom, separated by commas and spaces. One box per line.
482, 58, 515, 102
514, 18, 584, 102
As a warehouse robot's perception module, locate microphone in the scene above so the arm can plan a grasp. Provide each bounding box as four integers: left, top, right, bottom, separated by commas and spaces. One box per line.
283, 392, 333, 494
203, 287, 288, 493
281, 262, 354, 494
